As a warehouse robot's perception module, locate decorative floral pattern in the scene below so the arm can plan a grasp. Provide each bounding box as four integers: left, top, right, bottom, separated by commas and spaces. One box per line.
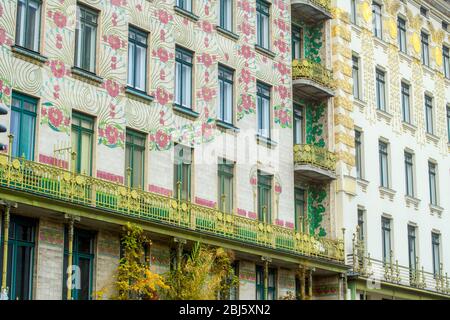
40, 102, 71, 134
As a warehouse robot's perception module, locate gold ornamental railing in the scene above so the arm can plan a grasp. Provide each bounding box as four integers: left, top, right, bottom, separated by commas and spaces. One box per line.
294, 144, 336, 172
0, 153, 344, 263
292, 59, 335, 91
309, 0, 332, 13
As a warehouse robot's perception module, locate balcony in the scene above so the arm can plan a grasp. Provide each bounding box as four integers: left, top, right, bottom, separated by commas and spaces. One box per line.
294, 144, 336, 181
292, 59, 335, 99
291, 0, 332, 24
0, 153, 345, 263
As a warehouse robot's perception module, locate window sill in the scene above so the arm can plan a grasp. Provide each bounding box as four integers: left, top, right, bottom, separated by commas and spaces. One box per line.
373, 36, 388, 51
379, 186, 396, 201
125, 86, 154, 103
356, 178, 369, 193
353, 98, 366, 113
422, 64, 435, 77
256, 134, 277, 148
405, 195, 420, 211
173, 104, 200, 119
11, 45, 48, 65
254, 45, 276, 59
399, 51, 412, 65
216, 26, 240, 41
351, 23, 362, 35
71, 66, 103, 85
402, 121, 417, 135
376, 109, 392, 124
429, 203, 443, 218
216, 119, 240, 133
173, 6, 199, 22
426, 132, 439, 145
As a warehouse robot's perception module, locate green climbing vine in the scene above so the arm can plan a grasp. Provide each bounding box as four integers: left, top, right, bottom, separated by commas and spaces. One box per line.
307, 186, 327, 237
305, 101, 326, 148
304, 24, 323, 63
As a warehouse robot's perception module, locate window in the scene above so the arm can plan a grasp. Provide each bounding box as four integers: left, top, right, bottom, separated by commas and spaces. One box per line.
379, 141, 389, 188
257, 171, 272, 223
420, 6, 428, 17
404, 152, 414, 197
357, 209, 365, 242
350, 0, 357, 24
0, 215, 36, 300
63, 228, 95, 300
428, 161, 438, 206
432, 232, 441, 276
421, 32, 429, 66
292, 25, 302, 60
71, 112, 94, 175
375, 68, 386, 111
218, 159, 234, 214
443, 46, 449, 79
127, 27, 148, 92
174, 144, 192, 201
174, 46, 193, 110
425, 95, 433, 134
74, 5, 98, 73
293, 104, 304, 145
372, 3, 382, 39
15, 0, 41, 52
10, 92, 37, 160
125, 129, 146, 189
447, 106, 450, 142
352, 55, 361, 100
408, 225, 417, 271
294, 188, 306, 233
218, 65, 234, 124
219, 0, 232, 31
443, 21, 449, 32
176, 0, 192, 12
256, 0, 270, 50
397, 17, 407, 53
355, 130, 363, 179
256, 266, 276, 300
401, 82, 411, 123
257, 82, 271, 139
381, 217, 392, 263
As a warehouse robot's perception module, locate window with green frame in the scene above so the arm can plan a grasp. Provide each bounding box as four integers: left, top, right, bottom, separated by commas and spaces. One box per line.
257, 171, 272, 223
256, 0, 270, 50
294, 187, 306, 233
291, 25, 302, 60
255, 265, 276, 300
74, 5, 98, 73
293, 103, 304, 145
219, 0, 233, 31
174, 46, 193, 110
127, 26, 148, 92
218, 159, 234, 213
71, 111, 94, 175
125, 129, 146, 189
174, 144, 192, 201
63, 227, 95, 300
15, 0, 42, 52
0, 215, 36, 300
10, 92, 37, 160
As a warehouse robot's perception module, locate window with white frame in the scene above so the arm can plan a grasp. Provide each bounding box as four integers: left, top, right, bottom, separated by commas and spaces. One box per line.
15, 0, 41, 52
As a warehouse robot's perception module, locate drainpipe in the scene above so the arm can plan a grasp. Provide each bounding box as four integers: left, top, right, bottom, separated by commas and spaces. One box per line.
66, 217, 74, 300
1, 204, 10, 293
261, 256, 271, 300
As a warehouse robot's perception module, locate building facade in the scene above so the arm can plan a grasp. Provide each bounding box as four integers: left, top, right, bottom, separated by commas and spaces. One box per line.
0, 0, 448, 300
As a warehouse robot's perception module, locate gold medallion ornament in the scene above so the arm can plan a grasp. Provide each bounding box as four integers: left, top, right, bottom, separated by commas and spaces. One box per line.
388, 19, 397, 40
411, 33, 421, 53
361, 2, 372, 23
435, 47, 443, 66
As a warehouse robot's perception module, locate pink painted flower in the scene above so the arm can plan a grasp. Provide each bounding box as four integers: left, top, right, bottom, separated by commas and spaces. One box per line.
200, 53, 213, 67
48, 107, 64, 128
41, 108, 47, 117
156, 47, 169, 63
275, 40, 287, 53
200, 87, 214, 102
111, 0, 124, 7
105, 79, 120, 97
154, 130, 170, 149
277, 86, 289, 100
105, 125, 119, 145
240, 69, 251, 84
241, 94, 254, 111
156, 87, 169, 105
107, 35, 121, 50
3, 86, 10, 96
64, 117, 70, 126
50, 60, 66, 78
201, 122, 213, 139
240, 21, 253, 36
202, 21, 212, 33
275, 62, 290, 76
53, 11, 67, 28
0, 28, 8, 45
276, 19, 288, 33
240, 45, 253, 59
157, 10, 170, 24
250, 177, 257, 185
159, 69, 165, 80
136, 4, 142, 11
240, 0, 252, 13
160, 29, 166, 41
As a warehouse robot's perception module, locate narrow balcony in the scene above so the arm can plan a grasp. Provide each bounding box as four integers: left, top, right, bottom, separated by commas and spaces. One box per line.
291, 0, 333, 24
0, 153, 345, 263
294, 144, 336, 181
292, 59, 335, 99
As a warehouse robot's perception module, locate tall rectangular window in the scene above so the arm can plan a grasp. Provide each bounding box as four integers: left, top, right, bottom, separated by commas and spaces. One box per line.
352, 55, 361, 100
218, 159, 234, 214
401, 82, 411, 123
381, 217, 391, 263
176, 0, 192, 12
428, 161, 438, 206
293, 104, 304, 145
379, 141, 389, 188
350, 0, 357, 24
63, 228, 95, 300
432, 232, 441, 276
421, 31, 430, 66
127, 27, 147, 92
447, 106, 450, 142
372, 3, 382, 39
375, 68, 386, 111
357, 209, 365, 242
75, 5, 98, 73
256, 266, 276, 300
408, 225, 417, 271
257, 82, 271, 139
443, 46, 450, 79
0, 215, 36, 300
15, 0, 41, 52
125, 129, 146, 189
292, 25, 302, 60
219, 0, 232, 31
257, 171, 272, 223
256, 0, 270, 50
425, 95, 433, 134
355, 130, 363, 179
10, 92, 37, 160
174, 46, 193, 110
295, 188, 306, 233
71, 112, 94, 176
397, 17, 407, 53
218, 65, 233, 124
404, 152, 414, 197
174, 144, 192, 201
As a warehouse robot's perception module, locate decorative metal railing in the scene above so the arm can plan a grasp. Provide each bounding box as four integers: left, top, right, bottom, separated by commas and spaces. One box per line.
293, 144, 336, 172
0, 153, 345, 263
308, 0, 332, 13
292, 59, 335, 91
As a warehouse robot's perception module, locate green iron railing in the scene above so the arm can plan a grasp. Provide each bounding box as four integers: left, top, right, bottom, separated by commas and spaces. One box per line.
294, 144, 336, 172
292, 59, 335, 91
